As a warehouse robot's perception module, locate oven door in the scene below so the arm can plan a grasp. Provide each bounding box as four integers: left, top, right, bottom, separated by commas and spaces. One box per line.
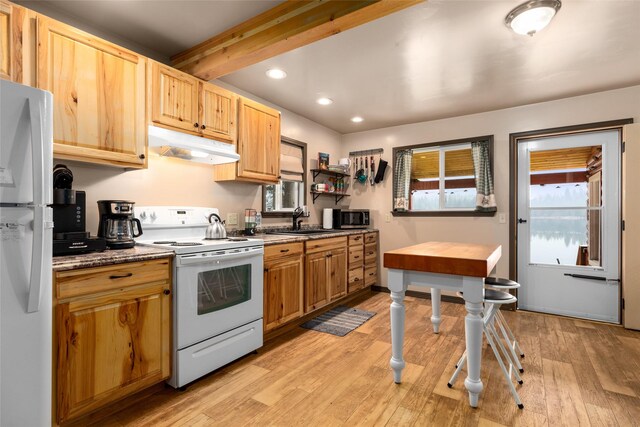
175, 246, 264, 349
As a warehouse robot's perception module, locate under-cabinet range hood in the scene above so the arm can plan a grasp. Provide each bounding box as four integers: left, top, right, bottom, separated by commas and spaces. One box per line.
148, 125, 240, 164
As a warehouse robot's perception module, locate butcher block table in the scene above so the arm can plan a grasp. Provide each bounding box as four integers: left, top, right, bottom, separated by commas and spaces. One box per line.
384, 241, 502, 407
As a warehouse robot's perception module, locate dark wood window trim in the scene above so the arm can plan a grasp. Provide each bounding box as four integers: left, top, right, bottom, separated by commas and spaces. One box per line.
508, 118, 634, 283
262, 135, 308, 218
391, 135, 496, 217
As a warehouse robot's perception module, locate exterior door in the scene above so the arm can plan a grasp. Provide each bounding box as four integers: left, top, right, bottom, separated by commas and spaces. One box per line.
517, 129, 621, 322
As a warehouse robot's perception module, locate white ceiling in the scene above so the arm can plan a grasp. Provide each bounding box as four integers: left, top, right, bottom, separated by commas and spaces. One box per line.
17, 1, 640, 134
16, 0, 283, 60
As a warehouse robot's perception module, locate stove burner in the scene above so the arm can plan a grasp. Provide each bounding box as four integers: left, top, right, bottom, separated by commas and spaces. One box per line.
171, 242, 204, 247
153, 241, 177, 244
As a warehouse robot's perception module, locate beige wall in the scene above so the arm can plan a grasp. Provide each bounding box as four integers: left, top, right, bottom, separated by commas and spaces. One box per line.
341, 85, 640, 288
66, 97, 343, 235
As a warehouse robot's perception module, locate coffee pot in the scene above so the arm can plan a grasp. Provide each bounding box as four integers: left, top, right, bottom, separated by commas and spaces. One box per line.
97, 200, 143, 249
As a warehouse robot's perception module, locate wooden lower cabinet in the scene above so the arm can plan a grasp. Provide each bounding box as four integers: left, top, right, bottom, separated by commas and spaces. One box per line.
54, 258, 171, 424
305, 237, 347, 313
263, 244, 304, 333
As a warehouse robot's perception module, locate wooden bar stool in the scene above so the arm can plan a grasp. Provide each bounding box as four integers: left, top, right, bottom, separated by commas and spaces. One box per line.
448, 289, 525, 409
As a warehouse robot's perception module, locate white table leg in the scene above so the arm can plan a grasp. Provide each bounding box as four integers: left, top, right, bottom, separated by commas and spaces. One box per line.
388, 269, 407, 384
430, 287, 441, 333
462, 276, 485, 407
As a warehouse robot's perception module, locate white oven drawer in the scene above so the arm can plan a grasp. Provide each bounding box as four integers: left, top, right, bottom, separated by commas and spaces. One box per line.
168, 319, 263, 388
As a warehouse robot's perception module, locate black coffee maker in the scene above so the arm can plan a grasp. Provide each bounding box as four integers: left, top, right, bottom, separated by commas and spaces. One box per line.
97, 200, 143, 249
52, 164, 106, 256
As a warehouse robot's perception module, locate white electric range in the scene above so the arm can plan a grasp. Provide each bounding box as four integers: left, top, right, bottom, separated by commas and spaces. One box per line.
135, 206, 264, 388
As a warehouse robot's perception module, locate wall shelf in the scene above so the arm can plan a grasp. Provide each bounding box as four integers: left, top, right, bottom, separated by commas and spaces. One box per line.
310, 168, 350, 180
310, 190, 349, 204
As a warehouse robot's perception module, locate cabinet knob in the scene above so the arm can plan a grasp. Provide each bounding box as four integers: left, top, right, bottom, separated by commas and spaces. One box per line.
201, 125, 206, 130
109, 273, 133, 280
354, 278, 360, 281
280, 249, 289, 253
163, 289, 171, 295
194, 122, 199, 128
139, 154, 146, 160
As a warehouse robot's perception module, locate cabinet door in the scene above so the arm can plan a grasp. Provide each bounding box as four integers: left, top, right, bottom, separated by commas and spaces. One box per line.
37, 17, 146, 167
328, 247, 347, 301
151, 62, 199, 133
56, 284, 171, 423
0, 1, 10, 80
264, 256, 303, 332
305, 251, 329, 313
237, 97, 280, 183
200, 82, 237, 142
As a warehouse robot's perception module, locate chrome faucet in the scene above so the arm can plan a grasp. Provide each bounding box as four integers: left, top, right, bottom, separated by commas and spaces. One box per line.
292, 207, 305, 230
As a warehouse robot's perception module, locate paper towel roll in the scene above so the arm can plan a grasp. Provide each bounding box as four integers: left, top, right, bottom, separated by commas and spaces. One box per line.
323, 208, 333, 229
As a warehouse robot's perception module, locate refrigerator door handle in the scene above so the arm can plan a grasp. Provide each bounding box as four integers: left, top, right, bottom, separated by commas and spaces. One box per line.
27, 97, 46, 206
27, 206, 48, 312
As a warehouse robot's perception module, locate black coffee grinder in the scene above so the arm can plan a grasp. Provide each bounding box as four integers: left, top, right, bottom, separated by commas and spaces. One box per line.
51, 164, 106, 256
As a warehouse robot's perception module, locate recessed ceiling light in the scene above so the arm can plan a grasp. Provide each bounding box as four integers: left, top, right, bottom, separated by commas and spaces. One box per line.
316, 97, 333, 105
351, 116, 364, 123
265, 68, 287, 79
505, 0, 562, 36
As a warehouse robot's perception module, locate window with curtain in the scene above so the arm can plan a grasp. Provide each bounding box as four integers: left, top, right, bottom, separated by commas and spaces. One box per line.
263, 136, 307, 216
392, 135, 496, 216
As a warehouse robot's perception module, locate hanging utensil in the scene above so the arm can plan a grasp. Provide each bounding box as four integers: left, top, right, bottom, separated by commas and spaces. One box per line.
353, 156, 359, 179
374, 158, 388, 183
370, 155, 375, 185
364, 156, 368, 185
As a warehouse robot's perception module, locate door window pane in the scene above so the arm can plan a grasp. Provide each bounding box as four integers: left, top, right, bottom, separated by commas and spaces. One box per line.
197, 264, 251, 315
529, 209, 588, 266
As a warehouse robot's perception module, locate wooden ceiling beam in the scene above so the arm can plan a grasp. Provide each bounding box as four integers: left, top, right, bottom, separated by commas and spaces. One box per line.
171, 0, 424, 81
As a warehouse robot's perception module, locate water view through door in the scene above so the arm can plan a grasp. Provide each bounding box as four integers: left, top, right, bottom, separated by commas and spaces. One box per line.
517, 129, 621, 323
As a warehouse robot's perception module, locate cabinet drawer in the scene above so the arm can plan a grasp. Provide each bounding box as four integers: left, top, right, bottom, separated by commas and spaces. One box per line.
349, 248, 364, 266
56, 258, 171, 300
348, 234, 364, 246
365, 265, 377, 286
365, 232, 377, 244
348, 266, 363, 283
364, 243, 377, 265
305, 237, 347, 254
265, 242, 303, 260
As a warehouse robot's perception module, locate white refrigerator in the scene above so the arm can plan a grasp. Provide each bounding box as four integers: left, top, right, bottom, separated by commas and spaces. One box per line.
0, 80, 54, 426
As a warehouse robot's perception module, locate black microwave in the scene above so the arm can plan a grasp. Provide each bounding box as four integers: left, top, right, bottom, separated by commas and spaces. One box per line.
332, 209, 370, 229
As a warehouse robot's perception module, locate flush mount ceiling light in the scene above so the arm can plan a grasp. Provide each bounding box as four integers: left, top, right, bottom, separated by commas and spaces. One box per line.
351, 116, 364, 123
505, 0, 562, 36
316, 97, 333, 105
265, 68, 287, 79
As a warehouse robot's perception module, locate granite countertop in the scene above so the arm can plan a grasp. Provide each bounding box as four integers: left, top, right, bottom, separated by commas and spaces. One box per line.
256, 228, 378, 246
52, 246, 175, 272
51, 229, 378, 271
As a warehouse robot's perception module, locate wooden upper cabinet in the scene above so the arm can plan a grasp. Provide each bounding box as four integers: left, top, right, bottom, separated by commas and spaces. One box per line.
37, 16, 147, 168
236, 97, 281, 183
150, 62, 237, 143
1, 1, 35, 85
151, 62, 199, 133
0, 1, 10, 80
200, 82, 237, 142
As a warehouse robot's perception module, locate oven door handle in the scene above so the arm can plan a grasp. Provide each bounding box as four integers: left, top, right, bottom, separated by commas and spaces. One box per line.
177, 247, 264, 267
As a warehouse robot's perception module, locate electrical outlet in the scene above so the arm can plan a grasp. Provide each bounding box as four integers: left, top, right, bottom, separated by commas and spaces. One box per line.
498, 213, 506, 224
385, 213, 392, 223
227, 212, 238, 226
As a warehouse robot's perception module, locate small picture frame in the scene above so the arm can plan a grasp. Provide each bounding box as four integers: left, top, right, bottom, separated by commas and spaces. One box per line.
318, 152, 330, 170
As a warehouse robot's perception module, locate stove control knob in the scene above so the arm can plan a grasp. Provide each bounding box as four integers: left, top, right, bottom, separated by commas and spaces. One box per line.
139, 211, 147, 221
150, 211, 157, 221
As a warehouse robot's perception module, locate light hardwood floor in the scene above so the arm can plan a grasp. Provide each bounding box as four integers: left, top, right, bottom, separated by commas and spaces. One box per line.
98, 291, 640, 427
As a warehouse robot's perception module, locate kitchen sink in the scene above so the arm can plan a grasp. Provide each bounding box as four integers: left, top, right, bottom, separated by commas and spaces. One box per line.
266, 229, 337, 235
